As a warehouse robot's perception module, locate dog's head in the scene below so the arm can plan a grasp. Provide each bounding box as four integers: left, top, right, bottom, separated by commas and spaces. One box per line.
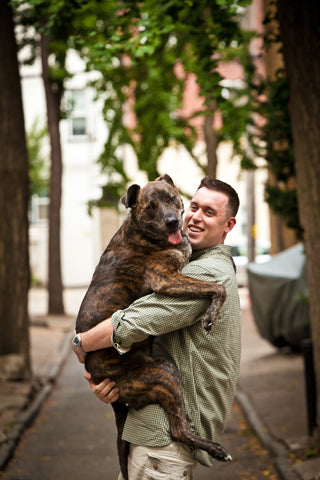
121, 174, 185, 245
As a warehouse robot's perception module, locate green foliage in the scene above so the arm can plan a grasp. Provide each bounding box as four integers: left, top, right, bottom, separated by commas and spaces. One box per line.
12, 0, 72, 67
72, 0, 254, 200
27, 120, 49, 198
264, 184, 301, 235
13, 0, 256, 206
71, 1, 195, 186
131, 42, 197, 178
11, 0, 303, 243
260, 70, 302, 238
261, 71, 294, 177
217, 35, 259, 163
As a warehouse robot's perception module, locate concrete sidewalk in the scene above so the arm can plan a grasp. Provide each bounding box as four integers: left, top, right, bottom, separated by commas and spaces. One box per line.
0, 288, 80, 470
0, 287, 319, 479
237, 289, 320, 480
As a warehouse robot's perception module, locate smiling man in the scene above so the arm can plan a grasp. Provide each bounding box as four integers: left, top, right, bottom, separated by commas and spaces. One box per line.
73, 177, 241, 480
185, 177, 238, 249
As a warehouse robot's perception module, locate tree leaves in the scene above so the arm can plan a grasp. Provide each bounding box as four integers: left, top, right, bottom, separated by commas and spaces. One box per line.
13, 0, 257, 201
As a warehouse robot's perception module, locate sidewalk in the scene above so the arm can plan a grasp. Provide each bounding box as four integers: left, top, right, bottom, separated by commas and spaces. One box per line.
237, 288, 320, 480
0, 288, 81, 470
0, 287, 319, 479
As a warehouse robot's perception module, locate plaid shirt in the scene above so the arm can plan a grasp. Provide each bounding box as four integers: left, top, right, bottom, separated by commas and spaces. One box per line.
111, 244, 241, 467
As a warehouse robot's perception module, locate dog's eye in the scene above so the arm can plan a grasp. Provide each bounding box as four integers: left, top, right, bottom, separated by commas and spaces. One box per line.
146, 202, 155, 210
170, 196, 176, 202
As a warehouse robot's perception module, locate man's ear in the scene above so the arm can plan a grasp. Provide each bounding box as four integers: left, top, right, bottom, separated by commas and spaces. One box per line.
226, 217, 237, 233
120, 184, 140, 208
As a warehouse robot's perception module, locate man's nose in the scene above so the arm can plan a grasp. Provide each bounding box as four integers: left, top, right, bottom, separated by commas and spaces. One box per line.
192, 209, 203, 221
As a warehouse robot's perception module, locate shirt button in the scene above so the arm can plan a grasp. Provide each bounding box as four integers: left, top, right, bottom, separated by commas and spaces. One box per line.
183, 471, 188, 477
153, 464, 158, 470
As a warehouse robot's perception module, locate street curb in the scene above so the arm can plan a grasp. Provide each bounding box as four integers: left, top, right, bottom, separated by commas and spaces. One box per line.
0, 327, 74, 472
47, 328, 74, 382
236, 388, 301, 480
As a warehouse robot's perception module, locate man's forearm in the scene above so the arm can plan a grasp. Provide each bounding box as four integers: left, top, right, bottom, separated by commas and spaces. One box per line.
80, 318, 114, 353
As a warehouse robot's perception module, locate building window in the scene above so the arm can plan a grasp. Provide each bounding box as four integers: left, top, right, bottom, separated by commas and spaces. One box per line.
30, 195, 49, 224
72, 116, 86, 136
67, 90, 88, 140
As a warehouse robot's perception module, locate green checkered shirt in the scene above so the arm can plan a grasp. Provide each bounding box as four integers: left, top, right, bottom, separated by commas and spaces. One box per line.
111, 244, 241, 467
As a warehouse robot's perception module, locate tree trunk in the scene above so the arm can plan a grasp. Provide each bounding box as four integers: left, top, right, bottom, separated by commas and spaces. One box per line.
264, 0, 299, 254
267, 172, 298, 255
40, 33, 65, 314
277, 0, 320, 437
203, 100, 218, 178
0, 1, 31, 376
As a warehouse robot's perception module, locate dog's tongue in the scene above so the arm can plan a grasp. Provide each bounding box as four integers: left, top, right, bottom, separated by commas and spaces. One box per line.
168, 230, 182, 245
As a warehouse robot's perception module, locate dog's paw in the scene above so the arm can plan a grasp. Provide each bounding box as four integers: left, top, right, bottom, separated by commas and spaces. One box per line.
202, 316, 215, 335
211, 442, 232, 462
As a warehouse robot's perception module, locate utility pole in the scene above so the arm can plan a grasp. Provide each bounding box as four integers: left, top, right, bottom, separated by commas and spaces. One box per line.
246, 169, 256, 263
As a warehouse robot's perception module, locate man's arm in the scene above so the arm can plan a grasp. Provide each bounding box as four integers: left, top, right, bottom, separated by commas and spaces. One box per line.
111, 265, 220, 352
72, 289, 208, 359
73, 262, 217, 359
81, 318, 114, 352
75, 250, 231, 356
72, 317, 113, 362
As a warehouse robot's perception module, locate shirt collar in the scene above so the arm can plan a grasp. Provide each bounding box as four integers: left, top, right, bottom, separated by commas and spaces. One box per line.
190, 244, 232, 261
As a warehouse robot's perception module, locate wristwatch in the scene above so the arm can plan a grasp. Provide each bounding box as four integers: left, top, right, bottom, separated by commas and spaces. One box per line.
73, 333, 87, 356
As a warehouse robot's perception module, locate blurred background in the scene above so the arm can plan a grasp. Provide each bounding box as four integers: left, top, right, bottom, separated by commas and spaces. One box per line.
1, 0, 319, 442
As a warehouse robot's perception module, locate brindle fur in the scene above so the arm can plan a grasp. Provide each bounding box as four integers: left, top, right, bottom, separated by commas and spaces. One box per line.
76, 175, 229, 479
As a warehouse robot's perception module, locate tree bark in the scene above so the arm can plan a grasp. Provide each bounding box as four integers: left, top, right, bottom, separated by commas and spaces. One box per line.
40, 33, 65, 314
203, 100, 218, 178
0, 1, 31, 375
264, 0, 299, 254
277, 0, 320, 436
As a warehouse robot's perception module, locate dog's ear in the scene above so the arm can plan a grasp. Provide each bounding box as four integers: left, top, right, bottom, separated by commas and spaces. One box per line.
156, 174, 175, 187
120, 184, 140, 208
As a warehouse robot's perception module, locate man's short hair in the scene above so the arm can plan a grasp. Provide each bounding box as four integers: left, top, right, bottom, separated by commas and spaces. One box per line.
198, 177, 240, 217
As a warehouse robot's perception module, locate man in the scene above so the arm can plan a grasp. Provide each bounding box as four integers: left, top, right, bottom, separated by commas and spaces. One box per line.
73, 177, 241, 479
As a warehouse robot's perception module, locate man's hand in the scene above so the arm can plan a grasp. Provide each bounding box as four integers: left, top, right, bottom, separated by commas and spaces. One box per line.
84, 372, 120, 404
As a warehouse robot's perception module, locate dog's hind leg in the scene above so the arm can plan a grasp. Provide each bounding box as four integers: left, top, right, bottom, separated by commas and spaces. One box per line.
112, 402, 130, 480
149, 271, 227, 334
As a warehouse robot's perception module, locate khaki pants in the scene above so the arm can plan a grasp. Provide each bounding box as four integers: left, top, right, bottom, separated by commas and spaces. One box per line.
117, 442, 198, 480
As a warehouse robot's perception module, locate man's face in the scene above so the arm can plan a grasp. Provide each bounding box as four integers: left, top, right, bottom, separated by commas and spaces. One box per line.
184, 187, 236, 250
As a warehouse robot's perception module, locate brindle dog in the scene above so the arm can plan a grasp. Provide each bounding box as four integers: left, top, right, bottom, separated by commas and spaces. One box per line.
75, 174, 230, 479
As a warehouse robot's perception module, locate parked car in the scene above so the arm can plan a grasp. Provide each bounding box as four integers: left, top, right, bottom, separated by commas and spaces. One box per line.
231, 240, 271, 287
247, 243, 309, 349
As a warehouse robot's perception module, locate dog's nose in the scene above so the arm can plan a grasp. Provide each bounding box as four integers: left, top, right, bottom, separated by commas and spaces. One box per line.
166, 216, 179, 230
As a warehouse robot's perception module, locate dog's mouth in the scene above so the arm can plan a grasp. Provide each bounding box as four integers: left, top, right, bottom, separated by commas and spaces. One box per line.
167, 230, 183, 245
